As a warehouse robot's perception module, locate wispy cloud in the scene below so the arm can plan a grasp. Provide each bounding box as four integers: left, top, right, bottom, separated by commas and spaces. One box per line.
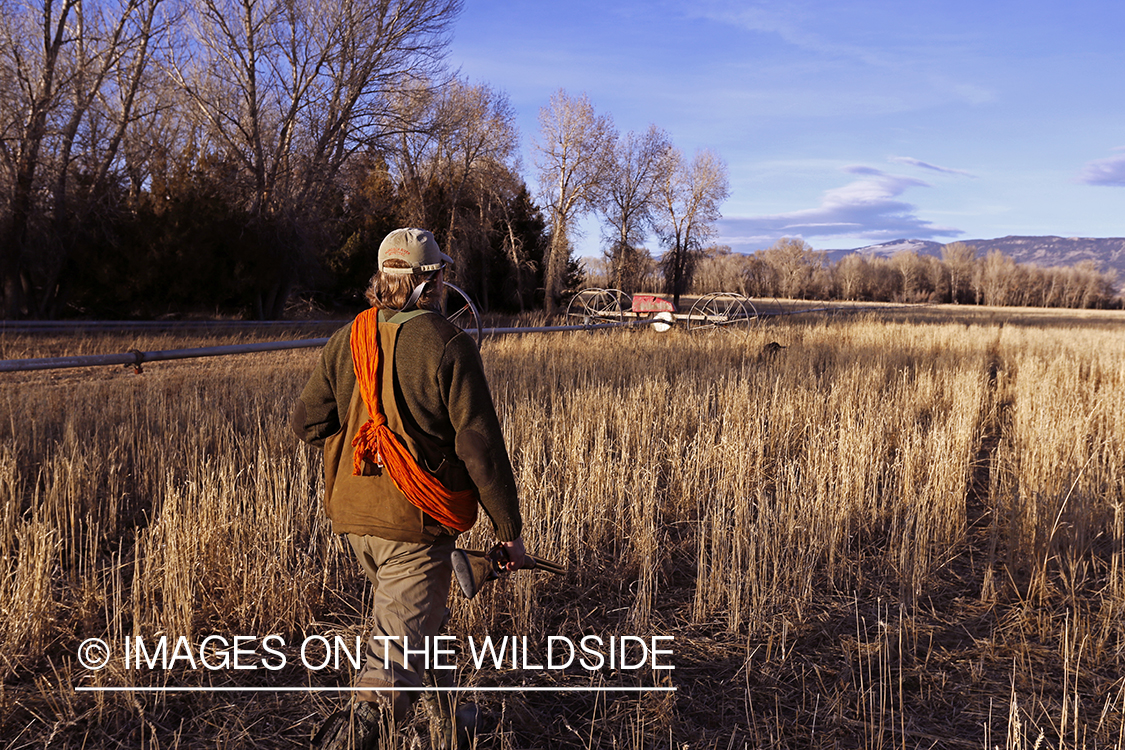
689, 0, 888, 66
1078, 149, 1125, 186
889, 156, 976, 178
718, 166, 963, 249
684, 1, 996, 111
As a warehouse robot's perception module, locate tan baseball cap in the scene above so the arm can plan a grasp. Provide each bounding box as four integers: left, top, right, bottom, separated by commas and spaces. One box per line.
377, 228, 453, 276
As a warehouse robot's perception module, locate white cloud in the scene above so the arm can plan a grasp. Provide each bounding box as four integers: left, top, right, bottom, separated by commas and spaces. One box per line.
1079, 150, 1125, 186
717, 166, 963, 248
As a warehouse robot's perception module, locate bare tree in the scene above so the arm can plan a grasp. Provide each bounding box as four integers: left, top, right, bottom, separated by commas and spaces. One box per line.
385, 79, 444, 229
0, 0, 77, 316
757, 237, 826, 300
690, 245, 751, 295
0, 0, 166, 317
166, 0, 462, 316
439, 82, 518, 256
834, 253, 870, 300
387, 78, 517, 249
655, 147, 729, 307
924, 254, 949, 302
891, 250, 927, 302
383, 77, 523, 309
742, 254, 776, 297
533, 89, 616, 313
601, 124, 671, 294
941, 242, 976, 305
978, 249, 1017, 307
1063, 260, 1115, 309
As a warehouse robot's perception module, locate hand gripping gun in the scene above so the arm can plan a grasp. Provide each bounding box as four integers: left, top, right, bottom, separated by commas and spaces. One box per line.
450, 545, 566, 599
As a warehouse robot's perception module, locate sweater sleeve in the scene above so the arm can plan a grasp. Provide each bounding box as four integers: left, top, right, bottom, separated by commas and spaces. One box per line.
292, 324, 355, 448
439, 332, 523, 542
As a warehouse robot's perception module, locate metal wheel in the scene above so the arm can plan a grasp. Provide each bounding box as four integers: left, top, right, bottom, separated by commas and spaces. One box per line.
565, 288, 630, 326
687, 292, 757, 333
443, 282, 482, 347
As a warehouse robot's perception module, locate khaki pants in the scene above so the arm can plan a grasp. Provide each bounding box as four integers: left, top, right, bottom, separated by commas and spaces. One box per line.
346, 534, 454, 723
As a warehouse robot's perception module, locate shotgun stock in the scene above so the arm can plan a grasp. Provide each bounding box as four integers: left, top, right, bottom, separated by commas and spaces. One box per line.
450, 545, 566, 599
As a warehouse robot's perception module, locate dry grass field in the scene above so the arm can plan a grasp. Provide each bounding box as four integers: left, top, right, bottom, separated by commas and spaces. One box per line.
1, 306, 1123, 749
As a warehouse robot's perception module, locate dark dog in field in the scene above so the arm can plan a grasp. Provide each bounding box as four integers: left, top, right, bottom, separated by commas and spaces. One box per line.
759, 341, 786, 360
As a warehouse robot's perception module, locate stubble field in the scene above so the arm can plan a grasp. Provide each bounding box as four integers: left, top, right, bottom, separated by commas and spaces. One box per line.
1, 307, 1123, 749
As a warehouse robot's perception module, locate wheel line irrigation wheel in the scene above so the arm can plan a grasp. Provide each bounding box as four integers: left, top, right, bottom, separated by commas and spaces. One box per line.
565, 288, 629, 326
443, 282, 482, 346
686, 292, 757, 333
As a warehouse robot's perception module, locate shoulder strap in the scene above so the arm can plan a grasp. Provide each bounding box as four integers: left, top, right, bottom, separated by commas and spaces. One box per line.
386, 308, 433, 325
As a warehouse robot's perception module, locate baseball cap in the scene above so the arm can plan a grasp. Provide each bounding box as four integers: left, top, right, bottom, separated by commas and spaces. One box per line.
377, 228, 453, 276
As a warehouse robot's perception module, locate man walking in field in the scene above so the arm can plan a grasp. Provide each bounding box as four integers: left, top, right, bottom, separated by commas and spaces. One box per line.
293, 228, 526, 749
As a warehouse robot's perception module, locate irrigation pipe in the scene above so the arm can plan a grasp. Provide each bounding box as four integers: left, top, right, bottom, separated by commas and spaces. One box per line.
0, 319, 340, 331
0, 339, 333, 373
0, 320, 653, 373
0, 302, 931, 374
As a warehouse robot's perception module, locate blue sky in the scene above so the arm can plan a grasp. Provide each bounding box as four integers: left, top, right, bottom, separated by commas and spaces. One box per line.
448, 0, 1125, 256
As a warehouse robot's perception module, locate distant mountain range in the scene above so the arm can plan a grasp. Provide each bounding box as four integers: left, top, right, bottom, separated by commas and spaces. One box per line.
825, 236, 1125, 283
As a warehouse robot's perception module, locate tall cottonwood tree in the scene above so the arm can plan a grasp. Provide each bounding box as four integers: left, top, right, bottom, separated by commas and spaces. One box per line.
533, 89, 616, 313
941, 242, 976, 305
383, 77, 524, 308
656, 147, 729, 306
977, 249, 1017, 307
892, 250, 928, 302
601, 125, 671, 294
835, 253, 871, 300
757, 237, 828, 299
690, 245, 750, 295
0, 0, 166, 317
166, 0, 462, 317
388, 80, 518, 250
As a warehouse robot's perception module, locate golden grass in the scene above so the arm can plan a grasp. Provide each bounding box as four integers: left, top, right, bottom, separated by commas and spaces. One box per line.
0, 310, 1123, 748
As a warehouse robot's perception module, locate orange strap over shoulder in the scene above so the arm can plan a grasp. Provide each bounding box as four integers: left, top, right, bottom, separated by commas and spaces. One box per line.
349, 307, 478, 532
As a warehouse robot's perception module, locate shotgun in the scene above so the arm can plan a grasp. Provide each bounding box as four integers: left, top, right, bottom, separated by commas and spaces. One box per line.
450, 545, 566, 599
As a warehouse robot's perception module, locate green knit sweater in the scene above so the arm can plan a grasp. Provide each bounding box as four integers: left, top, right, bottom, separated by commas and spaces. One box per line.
292, 310, 522, 542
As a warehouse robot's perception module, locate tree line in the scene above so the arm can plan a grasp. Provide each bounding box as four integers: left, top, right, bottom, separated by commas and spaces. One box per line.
0, 0, 547, 318
0, 0, 732, 319
681, 239, 1120, 309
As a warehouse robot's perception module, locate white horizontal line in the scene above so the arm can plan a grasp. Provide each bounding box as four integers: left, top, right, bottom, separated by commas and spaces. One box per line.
75, 686, 676, 693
